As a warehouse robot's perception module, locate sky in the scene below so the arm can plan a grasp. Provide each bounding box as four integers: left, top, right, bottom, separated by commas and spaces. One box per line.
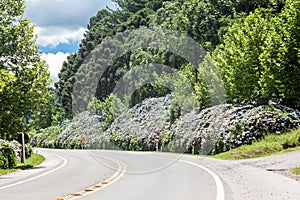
24, 0, 116, 82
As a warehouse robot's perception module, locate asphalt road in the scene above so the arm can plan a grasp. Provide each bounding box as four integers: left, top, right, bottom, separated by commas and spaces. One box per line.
0, 149, 225, 200
0, 149, 116, 200
3, 149, 299, 200
82, 150, 223, 200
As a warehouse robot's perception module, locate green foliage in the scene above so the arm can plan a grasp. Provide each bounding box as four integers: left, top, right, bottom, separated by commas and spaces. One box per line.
168, 103, 300, 155
31, 126, 62, 148
55, 8, 128, 116
25, 144, 32, 158
151, 0, 221, 51
113, 0, 170, 13
212, 9, 274, 103
54, 0, 292, 119
56, 0, 189, 117
212, 0, 300, 107
259, 0, 300, 108
29, 89, 65, 130
31, 0, 300, 156
216, 105, 300, 153
212, 128, 300, 160
168, 101, 181, 125
0, 144, 17, 169
0, 153, 45, 175
88, 94, 126, 130
165, 63, 211, 124
0, 154, 8, 169
55, 0, 166, 116
151, 0, 284, 51
31, 112, 111, 150
0, 0, 50, 140
291, 167, 300, 175
180, 63, 210, 109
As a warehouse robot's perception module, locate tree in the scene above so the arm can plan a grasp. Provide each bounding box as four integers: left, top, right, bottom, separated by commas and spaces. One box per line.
259, 0, 300, 108
212, 0, 300, 107
55, 8, 129, 116
88, 94, 126, 130
56, 0, 291, 118
0, 0, 50, 140
56, 1, 171, 116
29, 89, 65, 130
113, 0, 170, 13
151, 0, 285, 52
213, 9, 274, 103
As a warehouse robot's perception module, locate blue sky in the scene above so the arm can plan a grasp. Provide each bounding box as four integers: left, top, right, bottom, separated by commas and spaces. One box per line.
25, 0, 116, 82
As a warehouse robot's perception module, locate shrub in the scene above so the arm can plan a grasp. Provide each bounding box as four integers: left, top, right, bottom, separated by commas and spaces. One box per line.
31, 126, 62, 148
0, 154, 8, 169
0, 144, 17, 169
25, 144, 33, 158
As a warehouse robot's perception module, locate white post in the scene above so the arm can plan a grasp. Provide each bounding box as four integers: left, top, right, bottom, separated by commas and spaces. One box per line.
22, 133, 26, 164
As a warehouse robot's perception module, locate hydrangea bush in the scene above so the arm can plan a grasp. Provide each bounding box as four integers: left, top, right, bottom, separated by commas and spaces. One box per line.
0, 140, 22, 169
170, 104, 300, 155
32, 96, 300, 155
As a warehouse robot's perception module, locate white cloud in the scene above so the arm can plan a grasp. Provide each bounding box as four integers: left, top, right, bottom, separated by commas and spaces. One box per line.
42, 52, 70, 82
35, 26, 86, 48
25, 0, 115, 48
25, 0, 115, 27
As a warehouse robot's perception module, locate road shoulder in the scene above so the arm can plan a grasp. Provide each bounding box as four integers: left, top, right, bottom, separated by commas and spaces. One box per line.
0, 148, 64, 189
182, 150, 300, 200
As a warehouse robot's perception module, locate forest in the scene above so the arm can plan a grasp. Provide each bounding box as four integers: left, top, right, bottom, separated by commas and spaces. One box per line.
55, 0, 298, 118
1, 0, 300, 168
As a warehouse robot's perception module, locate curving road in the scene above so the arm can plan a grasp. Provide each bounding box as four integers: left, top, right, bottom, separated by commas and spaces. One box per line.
1, 149, 300, 200
0, 149, 225, 200
82, 150, 224, 200
0, 149, 117, 200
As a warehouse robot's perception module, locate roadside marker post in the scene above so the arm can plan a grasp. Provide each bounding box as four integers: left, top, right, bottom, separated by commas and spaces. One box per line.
22, 132, 26, 164
154, 134, 160, 152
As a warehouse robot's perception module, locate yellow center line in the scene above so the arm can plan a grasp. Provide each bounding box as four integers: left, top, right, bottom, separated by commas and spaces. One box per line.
55, 153, 127, 200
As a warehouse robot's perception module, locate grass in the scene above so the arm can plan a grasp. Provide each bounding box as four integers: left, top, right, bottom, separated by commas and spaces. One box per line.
211, 128, 300, 160
291, 167, 300, 175
0, 154, 45, 176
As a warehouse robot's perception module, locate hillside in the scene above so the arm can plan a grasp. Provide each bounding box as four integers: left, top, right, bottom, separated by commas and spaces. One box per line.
29, 0, 300, 155
32, 96, 300, 155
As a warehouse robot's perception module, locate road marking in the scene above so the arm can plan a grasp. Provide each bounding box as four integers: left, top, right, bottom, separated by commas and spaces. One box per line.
126, 151, 152, 155
0, 154, 68, 190
90, 152, 182, 175
179, 160, 225, 200
153, 154, 225, 200
57, 154, 126, 200
87, 152, 224, 200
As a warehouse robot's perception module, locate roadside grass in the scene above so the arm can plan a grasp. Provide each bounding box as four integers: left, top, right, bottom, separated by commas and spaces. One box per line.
211, 128, 300, 160
291, 167, 300, 175
0, 154, 45, 176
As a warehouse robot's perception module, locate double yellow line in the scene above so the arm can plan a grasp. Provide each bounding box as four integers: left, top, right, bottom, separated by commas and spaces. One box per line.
56, 154, 126, 200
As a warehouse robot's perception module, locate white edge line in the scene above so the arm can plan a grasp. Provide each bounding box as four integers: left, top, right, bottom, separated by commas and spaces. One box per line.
179, 160, 225, 200
0, 154, 68, 190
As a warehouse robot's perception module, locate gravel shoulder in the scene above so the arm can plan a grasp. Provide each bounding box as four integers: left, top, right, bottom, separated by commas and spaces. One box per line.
178, 150, 300, 200
238, 150, 300, 182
